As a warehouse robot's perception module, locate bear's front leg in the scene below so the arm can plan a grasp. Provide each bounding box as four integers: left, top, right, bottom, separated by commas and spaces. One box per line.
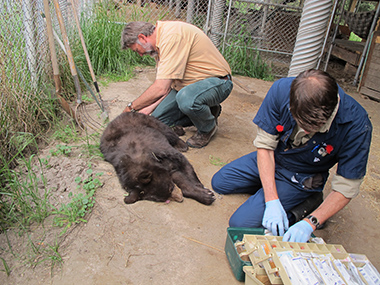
171, 171, 215, 205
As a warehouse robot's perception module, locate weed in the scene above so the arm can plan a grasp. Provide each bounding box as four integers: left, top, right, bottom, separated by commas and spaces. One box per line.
49, 145, 73, 157
222, 23, 274, 80
50, 122, 103, 158
209, 155, 227, 167
40, 155, 52, 169
52, 190, 95, 236
0, 257, 11, 276
82, 132, 103, 158
34, 240, 63, 276
75, 169, 104, 192
79, 1, 155, 80
52, 168, 103, 236
36, 241, 63, 276
51, 121, 81, 144
0, 154, 52, 229
81, 94, 93, 103
45, 242, 63, 274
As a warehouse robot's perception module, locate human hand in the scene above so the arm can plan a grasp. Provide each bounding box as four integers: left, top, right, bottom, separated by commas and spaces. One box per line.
262, 199, 289, 236
123, 106, 131, 113
283, 220, 313, 243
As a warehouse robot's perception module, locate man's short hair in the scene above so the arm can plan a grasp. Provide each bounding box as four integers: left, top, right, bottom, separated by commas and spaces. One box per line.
121, 21, 155, 49
289, 69, 338, 132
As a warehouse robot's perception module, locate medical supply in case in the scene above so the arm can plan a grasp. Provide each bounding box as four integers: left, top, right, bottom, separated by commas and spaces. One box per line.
236, 234, 380, 285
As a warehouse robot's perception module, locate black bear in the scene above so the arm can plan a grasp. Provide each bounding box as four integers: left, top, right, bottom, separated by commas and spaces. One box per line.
100, 112, 215, 205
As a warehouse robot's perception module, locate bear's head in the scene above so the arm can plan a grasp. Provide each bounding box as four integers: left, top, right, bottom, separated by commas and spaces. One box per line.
115, 153, 178, 204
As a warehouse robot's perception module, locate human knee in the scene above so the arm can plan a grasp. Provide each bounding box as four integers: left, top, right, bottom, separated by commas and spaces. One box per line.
229, 214, 262, 228
211, 171, 228, 194
229, 215, 245, 228
175, 90, 193, 114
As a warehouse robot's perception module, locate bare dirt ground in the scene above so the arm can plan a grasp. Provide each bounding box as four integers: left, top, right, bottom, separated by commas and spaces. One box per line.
1, 65, 379, 284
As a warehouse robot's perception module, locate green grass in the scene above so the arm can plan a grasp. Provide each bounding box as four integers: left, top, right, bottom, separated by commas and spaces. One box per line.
53, 167, 103, 236
0, 123, 104, 274
80, 2, 155, 78
0, 257, 11, 276
0, 135, 51, 230
222, 25, 274, 81
37, 240, 63, 275
49, 119, 103, 158
209, 155, 227, 167
52, 190, 95, 236
55, 1, 155, 100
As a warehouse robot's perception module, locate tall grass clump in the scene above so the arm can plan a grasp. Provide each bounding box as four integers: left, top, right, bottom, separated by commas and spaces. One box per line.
0, 135, 51, 231
0, 3, 58, 171
222, 25, 274, 81
80, 1, 155, 78
56, 1, 157, 99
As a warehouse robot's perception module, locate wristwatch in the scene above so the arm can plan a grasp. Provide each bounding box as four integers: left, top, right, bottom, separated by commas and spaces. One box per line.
306, 215, 320, 228
127, 102, 137, 113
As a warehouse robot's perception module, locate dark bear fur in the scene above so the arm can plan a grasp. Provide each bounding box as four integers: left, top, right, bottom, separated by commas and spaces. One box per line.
100, 112, 215, 205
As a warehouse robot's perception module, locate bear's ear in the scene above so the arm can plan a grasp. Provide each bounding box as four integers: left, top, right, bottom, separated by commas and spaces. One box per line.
101, 124, 123, 142
137, 171, 152, 184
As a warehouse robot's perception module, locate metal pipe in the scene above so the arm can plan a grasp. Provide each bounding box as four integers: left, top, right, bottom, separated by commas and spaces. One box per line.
353, 2, 380, 86
288, 0, 332, 77
204, 0, 213, 35
21, 0, 37, 89
209, 0, 225, 47
316, 0, 340, 70
222, 0, 233, 54
187, 0, 195, 23
260, 0, 269, 49
323, 0, 347, 71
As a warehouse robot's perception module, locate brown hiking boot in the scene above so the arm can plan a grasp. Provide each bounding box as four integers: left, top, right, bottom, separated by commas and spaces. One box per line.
171, 125, 185, 136
186, 125, 218, 148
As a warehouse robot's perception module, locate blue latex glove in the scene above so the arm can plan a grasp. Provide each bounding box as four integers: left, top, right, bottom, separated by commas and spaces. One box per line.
283, 220, 314, 243
262, 199, 289, 236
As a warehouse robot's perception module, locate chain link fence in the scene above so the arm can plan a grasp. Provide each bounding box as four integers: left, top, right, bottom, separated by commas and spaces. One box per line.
219, 0, 303, 78
1, 0, 304, 106
0, 0, 92, 165
112, 0, 304, 77
0, 0, 89, 95
0, 0, 307, 163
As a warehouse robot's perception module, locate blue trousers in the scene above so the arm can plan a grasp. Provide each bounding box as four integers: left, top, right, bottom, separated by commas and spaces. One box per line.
151, 77, 233, 133
211, 151, 322, 228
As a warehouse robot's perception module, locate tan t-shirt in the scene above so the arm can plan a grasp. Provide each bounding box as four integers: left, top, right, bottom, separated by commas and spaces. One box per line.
155, 21, 231, 91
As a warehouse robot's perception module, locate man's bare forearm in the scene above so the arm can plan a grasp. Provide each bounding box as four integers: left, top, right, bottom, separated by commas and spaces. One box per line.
124, 79, 172, 112
257, 148, 278, 202
305, 190, 351, 230
138, 95, 167, 115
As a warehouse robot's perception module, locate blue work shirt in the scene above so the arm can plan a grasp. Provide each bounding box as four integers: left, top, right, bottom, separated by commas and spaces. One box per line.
253, 77, 372, 188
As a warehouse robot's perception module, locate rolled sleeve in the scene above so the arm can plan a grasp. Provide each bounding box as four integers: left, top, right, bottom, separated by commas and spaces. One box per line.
253, 126, 279, 150
331, 173, 363, 198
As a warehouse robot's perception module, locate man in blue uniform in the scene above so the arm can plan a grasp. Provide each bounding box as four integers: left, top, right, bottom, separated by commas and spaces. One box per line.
212, 69, 372, 242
